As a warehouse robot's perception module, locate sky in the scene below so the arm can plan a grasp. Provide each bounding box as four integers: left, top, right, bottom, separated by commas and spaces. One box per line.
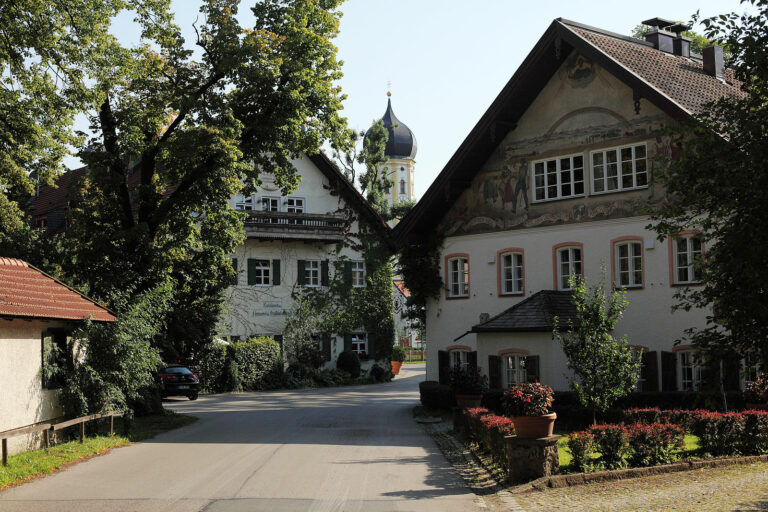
89, 0, 747, 198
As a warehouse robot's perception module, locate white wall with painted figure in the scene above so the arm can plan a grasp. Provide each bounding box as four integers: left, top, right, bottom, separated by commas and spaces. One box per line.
0, 320, 66, 455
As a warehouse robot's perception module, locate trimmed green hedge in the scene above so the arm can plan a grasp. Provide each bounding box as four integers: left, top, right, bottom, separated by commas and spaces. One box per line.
419, 380, 456, 409
233, 337, 283, 391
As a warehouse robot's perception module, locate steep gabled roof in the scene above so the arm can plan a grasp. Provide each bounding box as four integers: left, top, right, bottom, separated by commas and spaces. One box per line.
0, 258, 116, 322
470, 290, 576, 333
393, 18, 746, 244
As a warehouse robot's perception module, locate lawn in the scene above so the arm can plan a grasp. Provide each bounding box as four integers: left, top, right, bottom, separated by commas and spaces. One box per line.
0, 411, 197, 490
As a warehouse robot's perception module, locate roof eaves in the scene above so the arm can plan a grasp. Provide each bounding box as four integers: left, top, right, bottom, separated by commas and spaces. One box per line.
25, 263, 117, 322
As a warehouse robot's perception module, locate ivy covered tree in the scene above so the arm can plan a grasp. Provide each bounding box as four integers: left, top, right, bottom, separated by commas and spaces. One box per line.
554, 273, 641, 424
648, 0, 768, 367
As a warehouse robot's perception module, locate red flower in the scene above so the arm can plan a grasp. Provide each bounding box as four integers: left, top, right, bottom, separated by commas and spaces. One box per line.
525, 397, 531, 402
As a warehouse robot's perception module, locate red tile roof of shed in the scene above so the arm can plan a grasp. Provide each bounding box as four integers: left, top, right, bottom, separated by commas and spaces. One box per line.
0, 258, 116, 322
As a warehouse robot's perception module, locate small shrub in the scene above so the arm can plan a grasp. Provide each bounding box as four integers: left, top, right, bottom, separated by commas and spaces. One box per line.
743, 374, 768, 403
336, 350, 361, 378
590, 423, 630, 469
419, 381, 456, 409
369, 363, 392, 383
448, 365, 488, 394
692, 411, 745, 456
742, 410, 768, 454
192, 343, 227, 393
627, 423, 685, 467
623, 408, 662, 425
391, 345, 406, 363
502, 382, 554, 417
567, 430, 598, 472
466, 407, 490, 418
233, 337, 283, 390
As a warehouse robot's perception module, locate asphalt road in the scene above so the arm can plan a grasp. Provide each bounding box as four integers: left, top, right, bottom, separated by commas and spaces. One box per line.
0, 364, 482, 512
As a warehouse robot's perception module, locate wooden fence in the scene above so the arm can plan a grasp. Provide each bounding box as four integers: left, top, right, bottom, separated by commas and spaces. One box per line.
0, 412, 121, 466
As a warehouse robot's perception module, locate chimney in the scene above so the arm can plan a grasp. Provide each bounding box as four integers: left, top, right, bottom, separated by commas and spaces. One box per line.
668, 23, 691, 58
703, 45, 725, 80
642, 17, 676, 54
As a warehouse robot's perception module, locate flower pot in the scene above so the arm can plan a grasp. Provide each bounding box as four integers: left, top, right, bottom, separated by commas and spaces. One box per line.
746, 403, 768, 411
512, 412, 557, 439
456, 393, 483, 408
391, 361, 403, 375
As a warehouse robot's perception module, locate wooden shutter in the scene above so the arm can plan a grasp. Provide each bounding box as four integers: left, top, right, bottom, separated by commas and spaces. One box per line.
344, 261, 353, 286
488, 355, 502, 389
642, 351, 659, 392
322, 335, 332, 362
297, 260, 306, 285
272, 260, 280, 286
232, 258, 238, 271
438, 350, 449, 385
525, 355, 540, 383
724, 356, 741, 391
367, 332, 375, 358
247, 259, 257, 285
661, 351, 677, 391
344, 334, 352, 352
321, 260, 329, 286
467, 351, 478, 369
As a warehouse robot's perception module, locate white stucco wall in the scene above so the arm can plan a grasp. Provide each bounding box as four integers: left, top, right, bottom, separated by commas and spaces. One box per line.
0, 319, 65, 455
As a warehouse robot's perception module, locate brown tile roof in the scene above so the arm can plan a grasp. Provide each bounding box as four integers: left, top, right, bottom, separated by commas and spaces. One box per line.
0, 258, 116, 322
394, 280, 410, 298
562, 21, 747, 116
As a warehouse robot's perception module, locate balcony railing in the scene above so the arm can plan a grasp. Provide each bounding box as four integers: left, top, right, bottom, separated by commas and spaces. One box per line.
242, 211, 347, 242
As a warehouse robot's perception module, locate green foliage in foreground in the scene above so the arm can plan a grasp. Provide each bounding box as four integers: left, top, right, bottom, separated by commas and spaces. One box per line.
0, 412, 196, 489
558, 433, 700, 469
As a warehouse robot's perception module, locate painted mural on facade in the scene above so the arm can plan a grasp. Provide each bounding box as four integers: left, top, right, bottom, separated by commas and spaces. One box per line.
440, 53, 678, 237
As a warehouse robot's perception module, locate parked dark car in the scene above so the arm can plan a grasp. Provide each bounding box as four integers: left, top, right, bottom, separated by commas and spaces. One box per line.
158, 366, 200, 400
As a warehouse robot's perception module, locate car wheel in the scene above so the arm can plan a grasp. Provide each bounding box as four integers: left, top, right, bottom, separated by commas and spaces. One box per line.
188, 392, 199, 401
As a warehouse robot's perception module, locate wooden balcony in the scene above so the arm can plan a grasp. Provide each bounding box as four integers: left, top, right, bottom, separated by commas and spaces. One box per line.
243, 211, 347, 242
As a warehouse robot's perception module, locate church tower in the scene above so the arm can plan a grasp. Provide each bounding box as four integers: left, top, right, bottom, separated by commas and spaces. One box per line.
374, 93, 417, 217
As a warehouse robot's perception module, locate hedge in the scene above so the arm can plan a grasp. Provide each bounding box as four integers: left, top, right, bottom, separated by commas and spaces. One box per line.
419, 381, 456, 409
233, 337, 283, 391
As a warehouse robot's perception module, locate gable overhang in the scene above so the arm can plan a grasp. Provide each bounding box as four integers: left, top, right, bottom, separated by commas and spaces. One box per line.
393, 18, 694, 245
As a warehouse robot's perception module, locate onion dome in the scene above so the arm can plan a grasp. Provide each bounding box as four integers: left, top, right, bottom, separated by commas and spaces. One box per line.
368, 94, 417, 160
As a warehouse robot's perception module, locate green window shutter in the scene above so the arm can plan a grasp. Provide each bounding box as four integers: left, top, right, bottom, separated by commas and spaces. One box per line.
524, 355, 540, 383
297, 260, 306, 286
438, 350, 449, 385
247, 259, 257, 285
322, 335, 332, 362
343, 261, 352, 285
232, 258, 238, 271
488, 355, 502, 389
467, 351, 478, 370
272, 259, 280, 286
343, 334, 352, 352
661, 351, 677, 391
642, 351, 659, 392
367, 332, 376, 359
321, 260, 329, 286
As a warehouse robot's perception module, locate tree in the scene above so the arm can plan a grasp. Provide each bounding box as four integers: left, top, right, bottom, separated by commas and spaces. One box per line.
553, 273, 641, 424
647, 0, 768, 367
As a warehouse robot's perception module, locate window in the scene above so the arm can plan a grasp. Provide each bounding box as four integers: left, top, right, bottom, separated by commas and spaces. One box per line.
351, 333, 367, 356
399, 179, 406, 194
532, 154, 585, 202
613, 239, 643, 288
261, 197, 279, 212
505, 354, 528, 387
42, 330, 70, 389
451, 350, 468, 369
672, 235, 704, 285
678, 350, 702, 391
744, 353, 761, 383
248, 259, 271, 286
285, 197, 305, 213
351, 261, 366, 287
555, 244, 583, 290
591, 143, 648, 194
305, 260, 320, 287
499, 251, 524, 295
446, 255, 469, 298
235, 194, 255, 211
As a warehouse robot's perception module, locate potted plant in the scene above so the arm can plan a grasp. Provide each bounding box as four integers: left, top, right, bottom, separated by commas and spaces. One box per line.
391, 345, 406, 375
502, 382, 556, 438
744, 374, 768, 410
448, 365, 488, 408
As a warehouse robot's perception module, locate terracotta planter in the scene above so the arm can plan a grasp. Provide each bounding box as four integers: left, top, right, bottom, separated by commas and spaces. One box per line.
746, 403, 768, 411
391, 361, 403, 375
512, 412, 557, 439
456, 393, 483, 408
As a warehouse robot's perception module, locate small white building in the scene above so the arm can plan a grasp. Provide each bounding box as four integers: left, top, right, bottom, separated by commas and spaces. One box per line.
0, 258, 115, 455
394, 18, 744, 392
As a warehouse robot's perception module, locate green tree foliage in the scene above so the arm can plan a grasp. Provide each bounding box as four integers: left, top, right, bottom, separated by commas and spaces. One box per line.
648, 0, 768, 366
553, 273, 641, 424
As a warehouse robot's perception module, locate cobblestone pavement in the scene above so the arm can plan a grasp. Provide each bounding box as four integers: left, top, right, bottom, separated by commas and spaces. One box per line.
515, 461, 768, 512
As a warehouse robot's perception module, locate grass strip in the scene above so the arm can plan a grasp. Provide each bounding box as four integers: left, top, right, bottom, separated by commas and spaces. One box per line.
0, 411, 197, 490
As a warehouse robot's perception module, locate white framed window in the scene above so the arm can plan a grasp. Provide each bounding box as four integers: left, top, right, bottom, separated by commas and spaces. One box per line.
615, 240, 643, 288
591, 143, 648, 194
261, 197, 279, 212
500, 252, 524, 295
235, 194, 255, 211
351, 333, 367, 356
556, 246, 582, 290
678, 350, 702, 391
250, 259, 271, 286
285, 197, 305, 213
673, 236, 704, 284
351, 261, 366, 287
305, 260, 320, 287
532, 154, 585, 202
505, 354, 528, 387
447, 256, 469, 298
451, 350, 468, 369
